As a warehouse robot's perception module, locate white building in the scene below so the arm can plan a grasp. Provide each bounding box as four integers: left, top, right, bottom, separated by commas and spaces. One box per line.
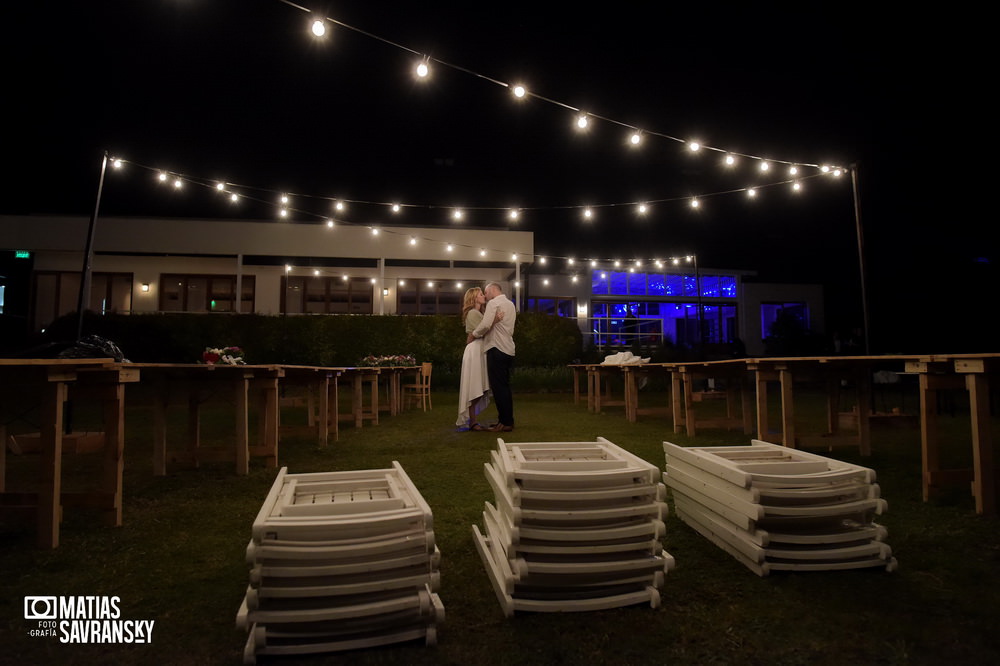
1, 215, 823, 356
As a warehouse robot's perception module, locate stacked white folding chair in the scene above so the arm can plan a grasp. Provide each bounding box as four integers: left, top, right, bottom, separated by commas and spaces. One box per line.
663, 439, 897, 576
473, 437, 675, 616
236, 463, 443, 664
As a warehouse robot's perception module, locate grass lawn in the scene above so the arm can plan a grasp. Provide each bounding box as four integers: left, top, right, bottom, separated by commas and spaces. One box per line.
2, 387, 999, 665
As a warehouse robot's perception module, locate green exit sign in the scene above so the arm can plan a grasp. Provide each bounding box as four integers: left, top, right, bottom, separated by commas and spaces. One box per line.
14, 250, 31, 259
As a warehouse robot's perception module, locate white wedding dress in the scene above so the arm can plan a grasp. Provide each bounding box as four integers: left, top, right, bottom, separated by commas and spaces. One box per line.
456, 309, 491, 427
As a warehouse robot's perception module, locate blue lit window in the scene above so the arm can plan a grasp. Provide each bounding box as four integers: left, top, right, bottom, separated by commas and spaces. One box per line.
648, 273, 665, 295
701, 275, 719, 297
592, 270, 609, 294
664, 275, 683, 295
721, 276, 737, 297
628, 272, 646, 295
609, 272, 628, 295
683, 274, 697, 296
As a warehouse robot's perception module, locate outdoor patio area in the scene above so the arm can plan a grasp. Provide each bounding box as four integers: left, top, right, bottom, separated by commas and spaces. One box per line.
3, 385, 998, 664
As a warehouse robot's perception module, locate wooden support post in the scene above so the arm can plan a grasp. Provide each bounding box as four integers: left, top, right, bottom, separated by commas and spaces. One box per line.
967, 373, 996, 515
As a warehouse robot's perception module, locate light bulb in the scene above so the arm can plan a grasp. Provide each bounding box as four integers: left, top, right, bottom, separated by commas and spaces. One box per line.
512, 84, 526, 98
576, 114, 589, 129
391, 204, 401, 213
311, 19, 326, 37
630, 131, 642, 146
416, 61, 429, 78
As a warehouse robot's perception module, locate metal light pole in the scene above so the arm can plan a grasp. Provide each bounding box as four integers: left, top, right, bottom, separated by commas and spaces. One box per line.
850, 162, 871, 354
76, 151, 108, 340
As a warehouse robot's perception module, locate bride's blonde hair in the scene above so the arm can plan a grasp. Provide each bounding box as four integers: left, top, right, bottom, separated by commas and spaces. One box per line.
461, 287, 482, 321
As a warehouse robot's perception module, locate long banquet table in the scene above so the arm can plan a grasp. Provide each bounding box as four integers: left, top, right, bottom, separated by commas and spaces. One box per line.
0, 358, 140, 548
574, 353, 998, 515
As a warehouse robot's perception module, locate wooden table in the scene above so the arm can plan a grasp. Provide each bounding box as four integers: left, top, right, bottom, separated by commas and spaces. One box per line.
278, 365, 343, 446
674, 359, 754, 437
339, 367, 380, 427
0, 358, 139, 548
581, 363, 628, 414
620, 363, 678, 423
907, 354, 998, 515
128, 363, 283, 476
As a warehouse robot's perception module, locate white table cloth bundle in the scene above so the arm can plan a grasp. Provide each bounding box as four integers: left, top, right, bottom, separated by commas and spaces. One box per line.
236, 463, 443, 663
473, 437, 675, 615
663, 439, 897, 576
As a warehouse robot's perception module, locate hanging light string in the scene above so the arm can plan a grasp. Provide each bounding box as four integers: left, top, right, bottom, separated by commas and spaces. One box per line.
278, 0, 846, 173
110, 157, 712, 275
102, 4, 852, 275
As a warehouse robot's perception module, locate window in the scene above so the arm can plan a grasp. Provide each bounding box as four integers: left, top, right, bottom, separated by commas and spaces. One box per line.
161, 274, 254, 313
31, 271, 134, 330
396, 280, 464, 315
525, 297, 576, 317
283, 276, 371, 314
761, 302, 809, 340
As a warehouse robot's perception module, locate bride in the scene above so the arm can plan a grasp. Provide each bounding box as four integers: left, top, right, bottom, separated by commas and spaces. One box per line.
456, 286, 502, 430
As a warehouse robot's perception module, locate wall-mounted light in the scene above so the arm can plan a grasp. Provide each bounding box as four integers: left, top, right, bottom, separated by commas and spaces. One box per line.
141, 283, 150, 292
383, 288, 389, 297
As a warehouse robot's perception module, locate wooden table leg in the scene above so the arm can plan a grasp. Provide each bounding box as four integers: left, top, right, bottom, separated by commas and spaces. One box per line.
779, 368, 795, 448
919, 373, 939, 502
856, 369, 872, 456
257, 376, 279, 469
755, 371, 769, 442
671, 371, 683, 434
235, 376, 249, 475
317, 375, 329, 447
967, 373, 996, 515
101, 381, 126, 527
683, 372, 695, 437
38, 381, 67, 549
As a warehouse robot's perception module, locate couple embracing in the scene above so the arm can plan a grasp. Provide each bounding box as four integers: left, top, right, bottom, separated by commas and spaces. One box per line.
456, 282, 516, 432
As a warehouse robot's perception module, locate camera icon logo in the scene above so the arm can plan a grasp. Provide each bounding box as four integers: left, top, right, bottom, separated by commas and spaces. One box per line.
24, 597, 58, 620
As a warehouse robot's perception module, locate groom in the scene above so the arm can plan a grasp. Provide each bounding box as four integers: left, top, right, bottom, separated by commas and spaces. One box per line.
470, 282, 516, 432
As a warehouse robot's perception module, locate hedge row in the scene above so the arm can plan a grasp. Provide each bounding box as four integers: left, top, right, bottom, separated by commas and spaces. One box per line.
43, 311, 584, 373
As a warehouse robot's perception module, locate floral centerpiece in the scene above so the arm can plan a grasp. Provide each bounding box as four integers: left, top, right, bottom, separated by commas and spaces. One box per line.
202, 346, 246, 365
358, 354, 416, 367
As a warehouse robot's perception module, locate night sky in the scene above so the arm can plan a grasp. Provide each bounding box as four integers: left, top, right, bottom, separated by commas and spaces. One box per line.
5, 1, 989, 351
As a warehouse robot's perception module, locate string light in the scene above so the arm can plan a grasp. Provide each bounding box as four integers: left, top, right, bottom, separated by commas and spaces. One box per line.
511, 84, 526, 98
629, 131, 642, 147
310, 19, 326, 37
576, 114, 589, 130
415, 59, 430, 78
